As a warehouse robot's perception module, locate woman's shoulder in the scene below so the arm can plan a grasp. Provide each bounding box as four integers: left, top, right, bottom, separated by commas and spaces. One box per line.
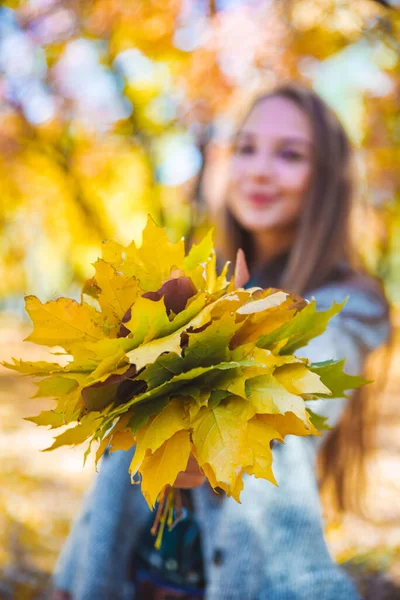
308, 266, 389, 323
301, 268, 390, 359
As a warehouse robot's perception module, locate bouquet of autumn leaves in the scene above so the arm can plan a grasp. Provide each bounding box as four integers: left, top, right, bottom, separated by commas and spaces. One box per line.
3, 217, 365, 536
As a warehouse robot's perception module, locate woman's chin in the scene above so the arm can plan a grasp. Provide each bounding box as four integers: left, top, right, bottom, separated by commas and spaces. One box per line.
237, 214, 283, 233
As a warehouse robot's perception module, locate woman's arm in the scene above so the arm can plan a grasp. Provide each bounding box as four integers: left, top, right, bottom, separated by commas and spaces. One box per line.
300, 281, 390, 430
52, 447, 150, 600
199, 282, 388, 600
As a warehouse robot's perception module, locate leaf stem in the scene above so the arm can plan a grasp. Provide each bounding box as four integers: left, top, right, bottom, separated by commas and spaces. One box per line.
151, 485, 169, 536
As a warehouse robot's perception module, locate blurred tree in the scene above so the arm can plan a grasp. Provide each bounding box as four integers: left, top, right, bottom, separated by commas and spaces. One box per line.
281, 0, 400, 302
0, 0, 399, 304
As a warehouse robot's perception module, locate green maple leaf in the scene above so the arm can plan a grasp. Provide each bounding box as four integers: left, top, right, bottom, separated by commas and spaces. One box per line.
128, 396, 171, 435
0, 358, 69, 376
26, 410, 66, 429
309, 360, 370, 398
7, 218, 370, 511
183, 229, 214, 272
124, 291, 208, 347
307, 409, 332, 431
257, 299, 346, 354
32, 375, 83, 398
43, 412, 103, 451
107, 359, 256, 422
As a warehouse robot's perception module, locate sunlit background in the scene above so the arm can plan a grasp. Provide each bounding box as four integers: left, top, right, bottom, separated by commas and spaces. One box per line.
0, 1, 399, 598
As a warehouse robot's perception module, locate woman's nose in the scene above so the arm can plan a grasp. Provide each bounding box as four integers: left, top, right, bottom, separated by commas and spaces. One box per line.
248, 153, 273, 180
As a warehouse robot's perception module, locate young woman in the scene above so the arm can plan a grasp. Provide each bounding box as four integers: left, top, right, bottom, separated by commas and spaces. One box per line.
51, 83, 390, 600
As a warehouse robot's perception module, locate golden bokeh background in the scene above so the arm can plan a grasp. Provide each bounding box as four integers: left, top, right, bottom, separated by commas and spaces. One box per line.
0, 1, 399, 598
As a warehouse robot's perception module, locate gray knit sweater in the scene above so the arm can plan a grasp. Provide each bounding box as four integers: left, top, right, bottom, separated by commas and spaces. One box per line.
52, 277, 389, 600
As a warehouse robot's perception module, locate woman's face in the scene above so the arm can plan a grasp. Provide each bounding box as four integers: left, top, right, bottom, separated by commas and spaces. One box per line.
227, 96, 314, 234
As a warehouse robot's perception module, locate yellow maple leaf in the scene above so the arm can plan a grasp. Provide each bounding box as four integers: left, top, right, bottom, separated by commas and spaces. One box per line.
140, 430, 192, 508
191, 396, 252, 487
248, 346, 304, 369
182, 229, 214, 290
244, 415, 282, 485
137, 398, 189, 459
100, 216, 185, 290
197, 460, 244, 502
191, 456, 217, 488
43, 411, 102, 452
232, 299, 297, 348
125, 291, 209, 344
127, 331, 183, 371
95, 436, 112, 464
203, 251, 230, 294
273, 363, 331, 396
229, 471, 245, 501
24, 296, 107, 352
26, 375, 85, 427
85, 350, 130, 385
236, 291, 288, 314
94, 410, 135, 464
183, 229, 214, 273
109, 430, 135, 453
26, 409, 66, 429
1, 358, 68, 376
260, 411, 320, 439
129, 397, 191, 477
134, 216, 186, 290
208, 290, 250, 320
91, 259, 141, 334
70, 337, 133, 364
100, 238, 134, 272
214, 367, 249, 399
246, 373, 308, 424
124, 296, 172, 346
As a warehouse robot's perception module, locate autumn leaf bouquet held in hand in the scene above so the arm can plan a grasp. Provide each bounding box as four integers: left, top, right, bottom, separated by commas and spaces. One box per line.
3, 217, 367, 544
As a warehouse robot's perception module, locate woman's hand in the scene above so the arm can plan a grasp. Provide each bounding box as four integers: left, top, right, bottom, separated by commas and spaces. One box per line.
172, 248, 249, 489
234, 248, 250, 288
50, 590, 71, 600
173, 453, 206, 489
172, 251, 248, 492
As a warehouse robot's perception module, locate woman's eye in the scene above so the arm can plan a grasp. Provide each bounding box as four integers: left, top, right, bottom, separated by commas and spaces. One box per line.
280, 150, 304, 161
236, 145, 255, 155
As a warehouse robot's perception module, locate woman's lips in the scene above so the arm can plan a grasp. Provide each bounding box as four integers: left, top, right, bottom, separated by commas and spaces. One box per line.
247, 193, 278, 207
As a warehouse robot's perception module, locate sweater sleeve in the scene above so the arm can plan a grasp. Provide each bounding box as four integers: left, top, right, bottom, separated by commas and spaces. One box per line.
52, 447, 151, 600
297, 281, 390, 429
52, 477, 97, 593
198, 279, 389, 600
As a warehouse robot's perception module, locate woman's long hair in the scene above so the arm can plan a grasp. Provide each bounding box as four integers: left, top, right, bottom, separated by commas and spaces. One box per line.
214, 82, 390, 514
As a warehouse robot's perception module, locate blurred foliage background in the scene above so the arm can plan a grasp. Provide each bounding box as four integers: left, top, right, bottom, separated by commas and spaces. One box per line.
0, 0, 400, 598
1, 0, 400, 306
